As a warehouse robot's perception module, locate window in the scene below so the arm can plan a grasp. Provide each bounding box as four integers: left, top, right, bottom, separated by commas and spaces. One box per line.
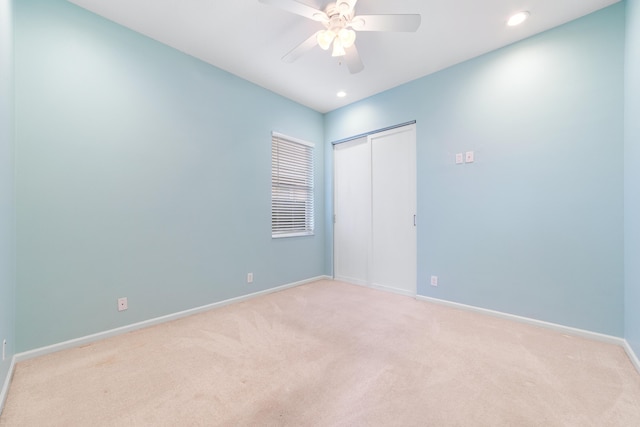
271, 132, 314, 238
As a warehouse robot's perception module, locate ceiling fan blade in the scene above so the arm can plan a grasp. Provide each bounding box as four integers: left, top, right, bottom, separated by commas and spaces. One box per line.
351, 14, 421, 32
282, 31, 321, 63
259, 0, 329, 22
344, 45, 364, 74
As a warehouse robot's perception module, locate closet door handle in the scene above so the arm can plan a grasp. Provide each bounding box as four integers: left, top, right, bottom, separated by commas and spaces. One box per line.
413, 215, 417, 226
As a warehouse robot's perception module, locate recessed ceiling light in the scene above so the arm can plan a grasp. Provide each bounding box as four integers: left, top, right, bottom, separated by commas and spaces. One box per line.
507, 11, 530, 27
337, 91, 347, 98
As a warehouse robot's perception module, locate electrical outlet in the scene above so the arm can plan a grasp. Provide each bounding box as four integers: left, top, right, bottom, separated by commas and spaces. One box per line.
247, 273, 254, 284
455, 153, 464, 164
117, 297, 128, 312
430, 276, 438, 287
2, 339, 6, 361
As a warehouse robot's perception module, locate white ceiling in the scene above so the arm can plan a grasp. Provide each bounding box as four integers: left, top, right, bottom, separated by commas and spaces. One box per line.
67, 0, 619, 113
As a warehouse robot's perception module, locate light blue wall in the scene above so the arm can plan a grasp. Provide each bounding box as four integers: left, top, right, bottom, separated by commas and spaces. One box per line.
325, 4, 625, 336
9, 0, 633, 353
0, 0, 15, 398
625, 0, 640, 357
14, 0, 325, 352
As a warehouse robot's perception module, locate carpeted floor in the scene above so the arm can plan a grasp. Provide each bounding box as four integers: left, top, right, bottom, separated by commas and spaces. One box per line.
1, 279, 640, 426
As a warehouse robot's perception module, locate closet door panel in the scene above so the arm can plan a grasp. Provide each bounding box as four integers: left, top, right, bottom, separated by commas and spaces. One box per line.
371, 126, 417, 295
333, 137, 371, 285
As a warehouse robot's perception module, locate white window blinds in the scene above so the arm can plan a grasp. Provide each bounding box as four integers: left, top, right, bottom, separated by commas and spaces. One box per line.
271, 132, 315, 238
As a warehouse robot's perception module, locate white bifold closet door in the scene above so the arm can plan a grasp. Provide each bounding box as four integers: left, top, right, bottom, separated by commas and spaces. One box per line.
334, 124, 417, 296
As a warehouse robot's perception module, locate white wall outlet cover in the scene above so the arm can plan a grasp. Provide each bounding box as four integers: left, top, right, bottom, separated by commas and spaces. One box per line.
117, 297, 128, 312
247, 273, 254, 283
465, 151, 475, 163
430, 276, 438, 286
455, 153, 464, 164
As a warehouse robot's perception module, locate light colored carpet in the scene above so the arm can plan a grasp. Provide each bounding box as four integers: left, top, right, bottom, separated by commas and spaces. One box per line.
1, 279, 640, 426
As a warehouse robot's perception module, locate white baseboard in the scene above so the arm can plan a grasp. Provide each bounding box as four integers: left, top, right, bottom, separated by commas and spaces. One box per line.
9, 276, 640, 380
0, 356, 16, 416
623, 340, 640, 375
416, 295, 626, 347
15, 276, 330, 363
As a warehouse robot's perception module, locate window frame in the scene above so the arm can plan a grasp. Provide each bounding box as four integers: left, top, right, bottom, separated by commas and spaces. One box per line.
271, 132, 315, 239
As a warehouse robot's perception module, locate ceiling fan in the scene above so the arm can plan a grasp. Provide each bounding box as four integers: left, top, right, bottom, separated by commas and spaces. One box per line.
259, 0, 421, 74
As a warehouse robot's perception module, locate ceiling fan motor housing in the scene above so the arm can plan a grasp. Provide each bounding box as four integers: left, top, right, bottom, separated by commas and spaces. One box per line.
325, 3, 354, 28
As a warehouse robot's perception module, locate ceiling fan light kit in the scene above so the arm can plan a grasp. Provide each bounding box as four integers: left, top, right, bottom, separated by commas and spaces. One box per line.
317, 30, 335, 50
332, 40, 346, 57
319, 27, 356, 56
260, 0, 421, 74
